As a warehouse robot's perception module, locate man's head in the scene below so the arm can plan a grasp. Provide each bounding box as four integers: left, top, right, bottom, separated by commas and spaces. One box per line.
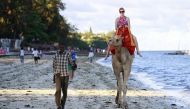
59, 43, 65, 52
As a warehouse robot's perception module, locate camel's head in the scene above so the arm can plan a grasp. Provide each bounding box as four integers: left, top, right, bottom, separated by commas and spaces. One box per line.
110, 36, 123, 47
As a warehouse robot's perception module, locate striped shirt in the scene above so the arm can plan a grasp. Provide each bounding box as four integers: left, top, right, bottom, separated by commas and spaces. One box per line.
53, 51, 72, 76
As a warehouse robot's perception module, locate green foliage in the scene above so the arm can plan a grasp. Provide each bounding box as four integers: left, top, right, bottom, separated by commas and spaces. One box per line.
0, 0, 71, 46
66, 33, 88, 49
23, 11, 48, 43
0, 0, 115, 50
92, 39, 107, 49
79, 30, 115, 49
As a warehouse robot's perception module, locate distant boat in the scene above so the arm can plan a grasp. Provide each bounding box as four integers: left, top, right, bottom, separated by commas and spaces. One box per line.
166, 39, 189, 55
184, 50, 190, 55
166, 51, 187, 55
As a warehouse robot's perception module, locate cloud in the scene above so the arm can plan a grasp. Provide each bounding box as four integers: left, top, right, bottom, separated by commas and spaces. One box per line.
61, 0, 190, 50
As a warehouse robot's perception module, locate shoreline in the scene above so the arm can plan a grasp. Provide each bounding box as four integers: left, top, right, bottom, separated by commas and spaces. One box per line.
96, 57, 190, 109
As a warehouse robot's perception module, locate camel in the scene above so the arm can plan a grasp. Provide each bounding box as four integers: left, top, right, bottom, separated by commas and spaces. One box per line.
110, 36, 134, 109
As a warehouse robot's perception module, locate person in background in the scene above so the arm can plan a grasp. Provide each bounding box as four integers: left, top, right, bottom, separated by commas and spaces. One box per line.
31, 48, 34, 52
70, 47, 77, 79
53, 44, 73, 109
39, 50, 43, 59
32, 48, 39, 64
67, 47, 77, 80
19, 47, 25, 63
88, 49, 94, 63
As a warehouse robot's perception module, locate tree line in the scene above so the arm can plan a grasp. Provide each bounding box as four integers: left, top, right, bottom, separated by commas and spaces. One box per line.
0, 0, 113, 50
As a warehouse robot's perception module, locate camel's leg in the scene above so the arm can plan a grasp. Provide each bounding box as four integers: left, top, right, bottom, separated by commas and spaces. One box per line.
122, 67, 130, 109
115, 80, 119, 104
114, 71, 122, 107
122, 56, 134, 109
115, 73, 123, 105
112, 57, 122, 107
117, 74, 122, 108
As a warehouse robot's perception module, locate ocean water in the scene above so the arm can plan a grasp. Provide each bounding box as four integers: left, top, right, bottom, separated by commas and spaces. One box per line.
96, 51, 190, 105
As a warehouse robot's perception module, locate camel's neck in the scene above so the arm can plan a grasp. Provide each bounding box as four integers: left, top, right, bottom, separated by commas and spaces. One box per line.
115, 46, 121, 54
115, 46, 122, 62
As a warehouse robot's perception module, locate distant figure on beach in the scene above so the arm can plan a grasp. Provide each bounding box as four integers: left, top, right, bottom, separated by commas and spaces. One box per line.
32, 48, 39, 64
105, 7, 142, 60
71, 50, 77, 62
71, 47, 77, 79
19, 47, 24, 63
88, 49, 94, 63
67, 47, 77, 80
53, 44, 73, 109
39, 50, 43, 59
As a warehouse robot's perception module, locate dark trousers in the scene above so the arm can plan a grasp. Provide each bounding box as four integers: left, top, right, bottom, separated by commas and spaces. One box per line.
20, 56, 24, 63
34, 57, 38, 64
55, 74, 69, 109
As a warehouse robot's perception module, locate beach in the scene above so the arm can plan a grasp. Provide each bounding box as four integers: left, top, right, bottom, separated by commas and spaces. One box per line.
0, 55, 188, 109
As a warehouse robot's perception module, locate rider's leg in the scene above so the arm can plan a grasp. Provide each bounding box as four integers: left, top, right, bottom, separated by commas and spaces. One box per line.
132, 34, 142, 57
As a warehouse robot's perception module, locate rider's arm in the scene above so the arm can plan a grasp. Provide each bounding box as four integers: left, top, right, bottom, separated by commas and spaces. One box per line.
127, 17, 131, 29
115, 17, 119, 30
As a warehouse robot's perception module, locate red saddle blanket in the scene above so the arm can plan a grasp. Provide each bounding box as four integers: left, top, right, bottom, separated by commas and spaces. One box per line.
110, 26, 135, 55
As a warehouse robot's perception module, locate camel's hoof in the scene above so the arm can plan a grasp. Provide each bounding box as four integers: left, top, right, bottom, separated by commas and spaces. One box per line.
125, 104, 128, 109
115, 100, 118, 104
117, 104, 122, 108
124, 103, 128, 109
115, 97, 118, 104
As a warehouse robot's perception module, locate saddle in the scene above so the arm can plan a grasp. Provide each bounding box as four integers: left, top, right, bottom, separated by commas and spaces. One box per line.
110, 27, 135, 55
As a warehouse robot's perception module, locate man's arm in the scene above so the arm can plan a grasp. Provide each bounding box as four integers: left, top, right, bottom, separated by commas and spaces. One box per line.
67, 53, 73, 65
53, 54, 57, 73
53, 57, 55, 70
52, 54, 57, 83
127, 17, 131, 29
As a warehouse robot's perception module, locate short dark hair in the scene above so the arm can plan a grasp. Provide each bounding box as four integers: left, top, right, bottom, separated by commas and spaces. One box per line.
119, 7, 125, 13
59, 42, 64, 46
119, 7, 125, 11
58, 43, 65, 51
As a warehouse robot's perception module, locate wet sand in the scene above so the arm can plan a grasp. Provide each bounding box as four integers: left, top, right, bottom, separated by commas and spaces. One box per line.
0, 56, 188, 109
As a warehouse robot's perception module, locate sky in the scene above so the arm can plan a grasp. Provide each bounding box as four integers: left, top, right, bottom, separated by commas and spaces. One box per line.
60, 0, 190, 51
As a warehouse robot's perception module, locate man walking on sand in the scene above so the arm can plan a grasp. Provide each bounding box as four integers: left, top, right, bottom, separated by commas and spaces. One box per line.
53, 44, 73, 109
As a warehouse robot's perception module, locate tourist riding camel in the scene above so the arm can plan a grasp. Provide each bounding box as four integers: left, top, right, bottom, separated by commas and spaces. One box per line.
107, 7, 142, 109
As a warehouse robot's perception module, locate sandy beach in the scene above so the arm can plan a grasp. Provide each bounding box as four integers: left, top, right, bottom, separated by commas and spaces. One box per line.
0, 55, 189, 109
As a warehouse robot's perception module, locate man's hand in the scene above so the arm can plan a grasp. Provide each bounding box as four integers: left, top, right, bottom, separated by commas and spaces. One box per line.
53, 75, 55, 83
